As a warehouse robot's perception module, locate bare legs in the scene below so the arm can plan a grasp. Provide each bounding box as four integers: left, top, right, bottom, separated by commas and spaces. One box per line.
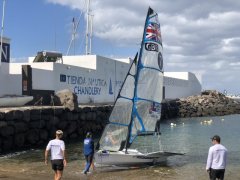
54, 170, 63, 180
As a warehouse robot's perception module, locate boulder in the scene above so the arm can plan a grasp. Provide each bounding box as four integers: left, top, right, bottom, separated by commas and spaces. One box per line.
54, 89, 78, 111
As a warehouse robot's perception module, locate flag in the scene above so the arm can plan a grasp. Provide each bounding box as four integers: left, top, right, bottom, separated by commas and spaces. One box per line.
145, 22, 162, 44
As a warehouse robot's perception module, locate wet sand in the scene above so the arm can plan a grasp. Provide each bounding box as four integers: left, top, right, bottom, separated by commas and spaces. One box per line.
0, 157, 239, 180
0, 160, 182, 180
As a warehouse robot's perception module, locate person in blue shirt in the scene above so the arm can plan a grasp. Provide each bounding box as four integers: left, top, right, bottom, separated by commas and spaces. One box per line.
83, 132, 94, 174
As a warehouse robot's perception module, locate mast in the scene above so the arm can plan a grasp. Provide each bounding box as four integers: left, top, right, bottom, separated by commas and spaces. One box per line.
0, 0, 6, 65
89, 14, 93, 55
72, 17, 76, 55
85, 0, 90, 55
125, 8, 152, 151
125, 7, 163, 150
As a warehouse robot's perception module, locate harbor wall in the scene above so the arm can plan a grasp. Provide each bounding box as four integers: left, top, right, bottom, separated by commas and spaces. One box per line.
0, 105, 111, 153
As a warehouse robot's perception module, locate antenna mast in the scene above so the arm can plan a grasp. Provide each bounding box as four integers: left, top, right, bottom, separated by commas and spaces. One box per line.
85, 0, 91, 55
89, 14, 93, 55
72, 17, 76, 55
0, 0, 6, 65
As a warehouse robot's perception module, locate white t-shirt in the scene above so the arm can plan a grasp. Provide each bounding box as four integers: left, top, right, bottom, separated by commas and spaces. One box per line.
206, 144, 227, 170
46, 139, 65, 160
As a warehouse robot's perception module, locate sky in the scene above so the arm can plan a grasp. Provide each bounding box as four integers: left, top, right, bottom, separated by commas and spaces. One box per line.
1, 0, 240, 95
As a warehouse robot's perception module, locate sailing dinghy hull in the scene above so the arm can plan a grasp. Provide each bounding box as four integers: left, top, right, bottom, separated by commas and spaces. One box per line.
95, 149, 180, 166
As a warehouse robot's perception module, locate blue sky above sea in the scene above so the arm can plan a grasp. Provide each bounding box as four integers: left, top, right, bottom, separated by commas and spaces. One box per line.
1, 0, 240, 94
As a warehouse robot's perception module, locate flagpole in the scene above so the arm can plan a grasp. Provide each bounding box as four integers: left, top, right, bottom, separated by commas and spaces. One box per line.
0, 0, 6, 65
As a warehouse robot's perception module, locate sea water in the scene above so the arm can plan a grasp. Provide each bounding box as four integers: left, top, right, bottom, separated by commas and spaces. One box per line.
0, 114, 239, 179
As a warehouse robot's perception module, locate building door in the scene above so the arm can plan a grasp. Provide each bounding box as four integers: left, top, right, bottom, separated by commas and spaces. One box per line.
22, 65, 32, 95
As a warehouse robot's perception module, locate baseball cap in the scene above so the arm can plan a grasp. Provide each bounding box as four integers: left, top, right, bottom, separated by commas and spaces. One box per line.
56, 130, 63, 135
211, 135, 220, 142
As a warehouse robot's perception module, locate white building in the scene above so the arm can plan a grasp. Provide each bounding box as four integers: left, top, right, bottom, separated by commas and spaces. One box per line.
0, 55, 201, 104
0, 38, 202, 105
164, 72, 201, 99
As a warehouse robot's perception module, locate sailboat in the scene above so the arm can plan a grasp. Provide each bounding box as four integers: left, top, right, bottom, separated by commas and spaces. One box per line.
95, 7, 183, 166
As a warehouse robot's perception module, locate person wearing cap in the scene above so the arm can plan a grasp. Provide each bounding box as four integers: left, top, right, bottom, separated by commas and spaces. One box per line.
83, 132, 94, 174
45, 130, 67, 180
206, 135, 227, 180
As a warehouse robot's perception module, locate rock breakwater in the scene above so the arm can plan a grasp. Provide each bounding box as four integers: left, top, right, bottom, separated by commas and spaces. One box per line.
161, 90, 240, 119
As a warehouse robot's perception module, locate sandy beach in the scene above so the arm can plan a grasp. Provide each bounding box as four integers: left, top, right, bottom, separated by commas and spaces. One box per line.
0, 158, 177, 180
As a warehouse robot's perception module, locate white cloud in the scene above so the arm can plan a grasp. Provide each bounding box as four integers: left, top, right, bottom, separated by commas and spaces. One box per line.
46, 0, 86, 10
46, 0, 240, 94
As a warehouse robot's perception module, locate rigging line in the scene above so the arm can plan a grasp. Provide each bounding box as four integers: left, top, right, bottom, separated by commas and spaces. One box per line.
114, 60, 116, 101
66, 0, 87, 55
66, 11, 84, 55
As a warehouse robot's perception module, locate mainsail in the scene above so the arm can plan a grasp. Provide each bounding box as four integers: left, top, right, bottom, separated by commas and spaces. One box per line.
98, 7, 163, 152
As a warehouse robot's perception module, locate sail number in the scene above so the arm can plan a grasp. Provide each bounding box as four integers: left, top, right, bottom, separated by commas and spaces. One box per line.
145, 43, 158, 52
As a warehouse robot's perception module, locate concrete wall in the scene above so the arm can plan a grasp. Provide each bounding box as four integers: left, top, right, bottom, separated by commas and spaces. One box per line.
0, 63, 22, 96
31, 63, 55, 90
164, 72, 201, 99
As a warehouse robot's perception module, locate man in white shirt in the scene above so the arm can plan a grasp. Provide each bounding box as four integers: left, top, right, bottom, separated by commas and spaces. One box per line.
45, 130, 67, 180
206, 135, 227, 180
